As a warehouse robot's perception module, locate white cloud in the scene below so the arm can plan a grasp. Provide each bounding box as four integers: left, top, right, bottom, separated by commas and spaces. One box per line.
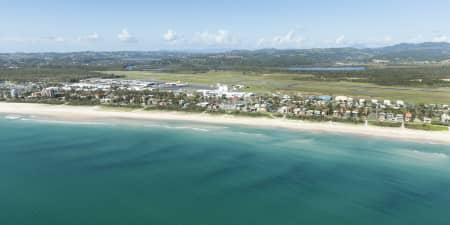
432, 35, 449, 42
258, 30, 304, 48
335, 35, 345, 45
78, 32, 101, 42
117, 29, 137, 43
163, 29, 179, 42
193, 29, 240, 46
407, 34, 424, 43
383, 35, 393, 43
43, 36, 65, 42
0, 36, 65, 43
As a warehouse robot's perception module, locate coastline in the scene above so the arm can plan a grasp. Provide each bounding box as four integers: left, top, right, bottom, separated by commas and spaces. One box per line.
1, 102, 449, 145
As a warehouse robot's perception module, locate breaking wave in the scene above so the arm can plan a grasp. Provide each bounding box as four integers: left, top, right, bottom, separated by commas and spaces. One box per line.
399, 149, 448, 160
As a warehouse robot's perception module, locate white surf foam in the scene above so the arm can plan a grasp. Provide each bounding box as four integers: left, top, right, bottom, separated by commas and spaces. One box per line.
5, 114, 22, 120
399, 149, 448, 160
144, 124, 209, 132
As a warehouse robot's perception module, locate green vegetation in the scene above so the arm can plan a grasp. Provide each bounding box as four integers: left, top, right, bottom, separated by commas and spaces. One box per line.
214, 110, 274, 119
0, 67, 119, 82
3, 43, 450, 105
299, 65, 450, 87
106, 70, 450, 104
405, 123, 449, 131
368, 121, 403, 127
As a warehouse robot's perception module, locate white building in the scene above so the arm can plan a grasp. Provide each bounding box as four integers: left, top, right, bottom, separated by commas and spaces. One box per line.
41, 87, 59, 97
335, 96, 348, 102
10, 89, 20, 98
396, 100, 405, 106
441, 114, 449, 123
197, 83, 251, 98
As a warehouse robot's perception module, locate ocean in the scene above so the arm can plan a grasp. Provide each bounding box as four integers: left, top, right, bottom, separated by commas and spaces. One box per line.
1, 114, 450, 225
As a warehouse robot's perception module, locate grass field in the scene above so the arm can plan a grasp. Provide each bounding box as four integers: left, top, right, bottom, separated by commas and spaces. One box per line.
103, 71, 450, 104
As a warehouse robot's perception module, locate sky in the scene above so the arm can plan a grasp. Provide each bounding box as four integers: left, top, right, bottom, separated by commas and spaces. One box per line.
1, 0, 450, 52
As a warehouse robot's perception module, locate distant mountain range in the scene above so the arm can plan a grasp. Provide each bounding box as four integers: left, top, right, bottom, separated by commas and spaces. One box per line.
2, 42, 450, 67
224, 42, 450, 65
367, 42, 450, 62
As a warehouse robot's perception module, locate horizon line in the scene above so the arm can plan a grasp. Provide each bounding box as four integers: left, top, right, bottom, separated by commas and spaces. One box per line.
0, 41, 448, 55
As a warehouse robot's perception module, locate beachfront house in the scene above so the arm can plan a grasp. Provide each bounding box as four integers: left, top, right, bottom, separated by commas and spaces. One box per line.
405, 112, 413, 122
378, 112, 386, 121
395, 114, 404, 122
100, 98, 112, 104
441, 113, 450, 124
386, 113, 394, 121
278, 106, 289, 114
10, 89, 21, 98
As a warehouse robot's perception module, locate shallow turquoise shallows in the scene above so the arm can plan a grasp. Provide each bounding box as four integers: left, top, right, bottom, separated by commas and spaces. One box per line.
1, 115, 450, 225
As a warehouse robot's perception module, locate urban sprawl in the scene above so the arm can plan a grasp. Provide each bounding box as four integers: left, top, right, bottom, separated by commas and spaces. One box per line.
1, 78, 449, 130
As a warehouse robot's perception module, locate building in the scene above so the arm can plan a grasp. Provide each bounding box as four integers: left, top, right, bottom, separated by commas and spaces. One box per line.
404, 112, 413, 122
441, 114, 449, 123
378, 112, 386, 121
10, 89, 21, 98
197, 83, 251, 99
334, 96, 348, 102
41, 87, 58, 97
395, 114, 404, 122
396, 100, 405, 106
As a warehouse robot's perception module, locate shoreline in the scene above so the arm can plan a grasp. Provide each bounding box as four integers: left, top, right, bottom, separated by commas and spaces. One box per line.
1, 102, 449, 145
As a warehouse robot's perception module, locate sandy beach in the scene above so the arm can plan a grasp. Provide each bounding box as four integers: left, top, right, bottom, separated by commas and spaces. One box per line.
0, 102, 449, 145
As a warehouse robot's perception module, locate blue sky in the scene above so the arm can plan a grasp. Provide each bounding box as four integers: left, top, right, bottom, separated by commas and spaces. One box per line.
1, 0, 450, 52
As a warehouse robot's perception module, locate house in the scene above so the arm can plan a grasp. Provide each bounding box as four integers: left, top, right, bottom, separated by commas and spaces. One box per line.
333, 110, 340, 117
314, 110, 322, 116
396, 100, 405, 106
41, 87, 59, 97
404, 112, 413, 122
378, 112, 386, 121
30, 92, 42, 98
334, 96, 348, 102
10, 89, 21, 98
282, 95, 291, 100
343, 110, 352, 119
293, 108, 302, 115
395, 114, 404, 122
386, 113, 394, 121
278, 106, 289, 114
254, 104, 268, 112
100, 98, 112, 104
196, 102, 210, 108
316, 96, 332, 101
441, 114, 449, 123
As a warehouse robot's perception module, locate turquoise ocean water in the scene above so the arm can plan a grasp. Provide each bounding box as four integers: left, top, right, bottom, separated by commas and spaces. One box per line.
1, 114, 450, 225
